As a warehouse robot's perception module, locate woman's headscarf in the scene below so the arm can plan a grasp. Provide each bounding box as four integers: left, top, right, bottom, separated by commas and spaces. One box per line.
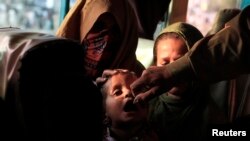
159, 22, 203, 50
56, 0, 145, 78
152, 22, 203, 65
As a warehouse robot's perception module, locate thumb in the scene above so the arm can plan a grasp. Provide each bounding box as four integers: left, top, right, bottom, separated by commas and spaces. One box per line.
133, 86, 160, 104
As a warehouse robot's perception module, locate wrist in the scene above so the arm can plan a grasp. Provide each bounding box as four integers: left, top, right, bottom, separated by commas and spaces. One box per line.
165, 55, 194, 83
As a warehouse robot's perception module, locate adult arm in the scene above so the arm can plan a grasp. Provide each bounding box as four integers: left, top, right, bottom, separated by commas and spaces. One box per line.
131, 5, 250, 103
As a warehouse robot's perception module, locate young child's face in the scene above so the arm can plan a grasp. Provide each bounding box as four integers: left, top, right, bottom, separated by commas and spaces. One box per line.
156, 37, 187, 66
104, 73, 148, 126
156, 37, 189, 95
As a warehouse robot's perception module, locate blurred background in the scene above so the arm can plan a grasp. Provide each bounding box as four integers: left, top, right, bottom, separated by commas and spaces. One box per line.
0, 0, 248, 67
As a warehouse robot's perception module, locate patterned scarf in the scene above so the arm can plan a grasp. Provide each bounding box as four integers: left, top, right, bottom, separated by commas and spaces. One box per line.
83, 28, 110, 78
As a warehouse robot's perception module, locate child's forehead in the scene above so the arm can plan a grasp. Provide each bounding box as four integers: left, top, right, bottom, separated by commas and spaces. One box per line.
110, 72, 137, 80
106, 72, 137, 85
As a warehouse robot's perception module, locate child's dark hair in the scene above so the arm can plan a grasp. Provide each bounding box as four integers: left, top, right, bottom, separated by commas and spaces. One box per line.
96, 69, 136, 96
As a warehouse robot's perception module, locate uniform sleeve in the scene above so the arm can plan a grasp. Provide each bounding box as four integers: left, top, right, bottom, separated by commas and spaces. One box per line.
166, 5, 250, 84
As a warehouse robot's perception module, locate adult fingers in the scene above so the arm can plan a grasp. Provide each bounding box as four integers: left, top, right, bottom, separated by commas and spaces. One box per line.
133, 86, 160, 104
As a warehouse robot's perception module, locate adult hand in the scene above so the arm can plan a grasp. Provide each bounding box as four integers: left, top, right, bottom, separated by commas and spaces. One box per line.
130, 66, 175, 104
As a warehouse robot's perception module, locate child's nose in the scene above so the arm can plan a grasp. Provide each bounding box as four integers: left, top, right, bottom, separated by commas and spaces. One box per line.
125, 91, 134, 99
